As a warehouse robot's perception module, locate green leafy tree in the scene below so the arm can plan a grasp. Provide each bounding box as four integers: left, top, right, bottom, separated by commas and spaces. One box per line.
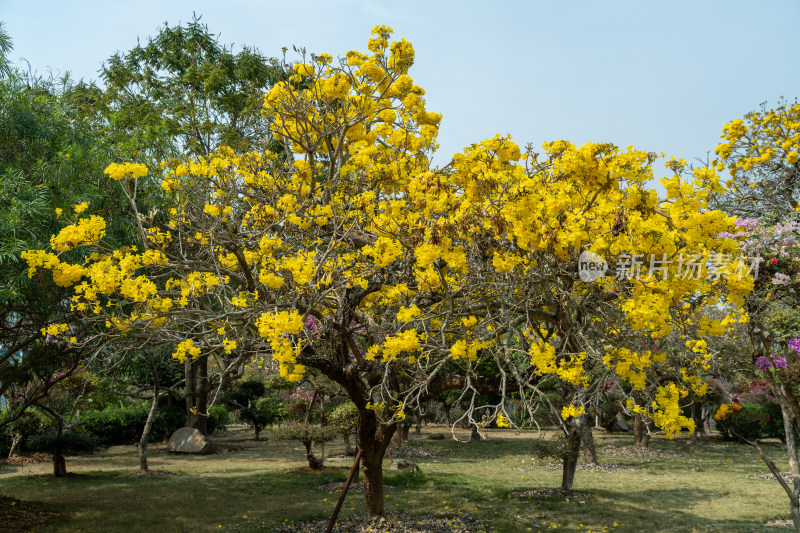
0, 21, 12, 80
0, 66, 142, 429
92, 18, 285, 433
100, 15, 283, 160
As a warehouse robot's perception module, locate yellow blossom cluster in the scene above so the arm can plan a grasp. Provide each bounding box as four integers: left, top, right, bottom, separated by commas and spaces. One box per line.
105, 162, 148, 181
650, 383, 694, 437
49, 216, 106, 252
495, 412, 510, 428
603, 348, 660, 391
561, 405, 585, 420
172, 339, 201, 363
41, 323, 69, 336
366, 330, 424, 362
714, 403, 743, 421
256, 311, 306, 381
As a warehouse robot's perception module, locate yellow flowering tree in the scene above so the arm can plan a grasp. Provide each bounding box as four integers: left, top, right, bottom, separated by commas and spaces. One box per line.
455, 143, 751, 489
714, 97, 800, 220
713, 99, 800, 531
24, 28, 752, 514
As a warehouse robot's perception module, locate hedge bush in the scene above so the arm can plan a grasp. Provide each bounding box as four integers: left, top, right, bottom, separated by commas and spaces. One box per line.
255, 397, 288, 423
208, 404, 230, 432
26, 431, 99, 454
79, 401, 230, 444
79, 402, 186, 444
716, 403, 782, 442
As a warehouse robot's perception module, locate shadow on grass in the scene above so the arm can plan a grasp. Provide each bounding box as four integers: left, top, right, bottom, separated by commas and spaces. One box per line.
0, 428, 789, 532
578, 486, 786, 532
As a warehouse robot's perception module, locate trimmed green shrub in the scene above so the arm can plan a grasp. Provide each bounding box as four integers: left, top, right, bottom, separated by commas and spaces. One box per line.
240, 407, 271, 439
255, 397, 288, 423
79, 405, 149, 444
79, 402, 188, 444
208, 404, 230, 433
222, 380, 267, 408
26, 431, 98, 454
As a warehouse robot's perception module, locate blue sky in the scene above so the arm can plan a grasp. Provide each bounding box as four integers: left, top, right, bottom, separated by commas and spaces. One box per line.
3, 1, 799, 175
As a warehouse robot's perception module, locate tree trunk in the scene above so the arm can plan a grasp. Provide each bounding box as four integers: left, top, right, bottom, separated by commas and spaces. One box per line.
53, 449, 67, 477
561, 422, 582, 491
185, 354, 209, 434
362, 444, 385, 518
785, 409, 800, 477
319, 393, 326, 466
393, 423, 410, 446
163, 393, 174, 443
53, 419, 66, 478
356, 408, 394, 518
689, 399, 706, 443
702, 404, 714, 435
8, 432, 22, 458
746, 437, 800, 533
138, 381, 160, 473
343, 433, 355, 456
302, 437, 323, 470
415, 411, 422, 434
468, 423, 483, 443
444, 407, 452, 427
254, 425, 262, 441
633, 413, 650, 448
582, 425, 598, 465
692, 401, 706, 436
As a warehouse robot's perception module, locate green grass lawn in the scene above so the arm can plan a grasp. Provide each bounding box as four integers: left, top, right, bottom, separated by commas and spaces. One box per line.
0, 425, 793, 532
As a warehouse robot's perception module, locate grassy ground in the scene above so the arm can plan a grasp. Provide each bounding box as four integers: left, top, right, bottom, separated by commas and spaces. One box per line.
0, 424, 793, 533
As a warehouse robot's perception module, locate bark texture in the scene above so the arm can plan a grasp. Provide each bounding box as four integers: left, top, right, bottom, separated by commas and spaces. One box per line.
138, 380, 160, 473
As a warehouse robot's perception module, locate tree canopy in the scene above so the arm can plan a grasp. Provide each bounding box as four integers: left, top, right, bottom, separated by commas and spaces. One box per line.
19, 25, 760, 517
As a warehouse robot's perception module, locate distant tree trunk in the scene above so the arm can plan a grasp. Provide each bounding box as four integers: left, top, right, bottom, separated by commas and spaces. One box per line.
784, 409, 800, 477
302, 437, 323, 469
392, 422, 410, 447
320, 393, 326, 466
582, 425, 598, 465
343, 432, 355, 456
53, 418, 67, 478
163, 393, 175, 443
693, 401, 706, 436
633, 413, 650, 448
138, 380, 160, 473
37, 403, 67, 477
254, 424, 262, 441
8, 432, 22, 458
561, 419, 583, 491
689, 400, 706, 444
443, 406, 452, 426
299, 390, 322, 469
467, 423, 481, 443
702, 404, 714, 435
185, 355, 209, 434
415, 411, 422, 434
